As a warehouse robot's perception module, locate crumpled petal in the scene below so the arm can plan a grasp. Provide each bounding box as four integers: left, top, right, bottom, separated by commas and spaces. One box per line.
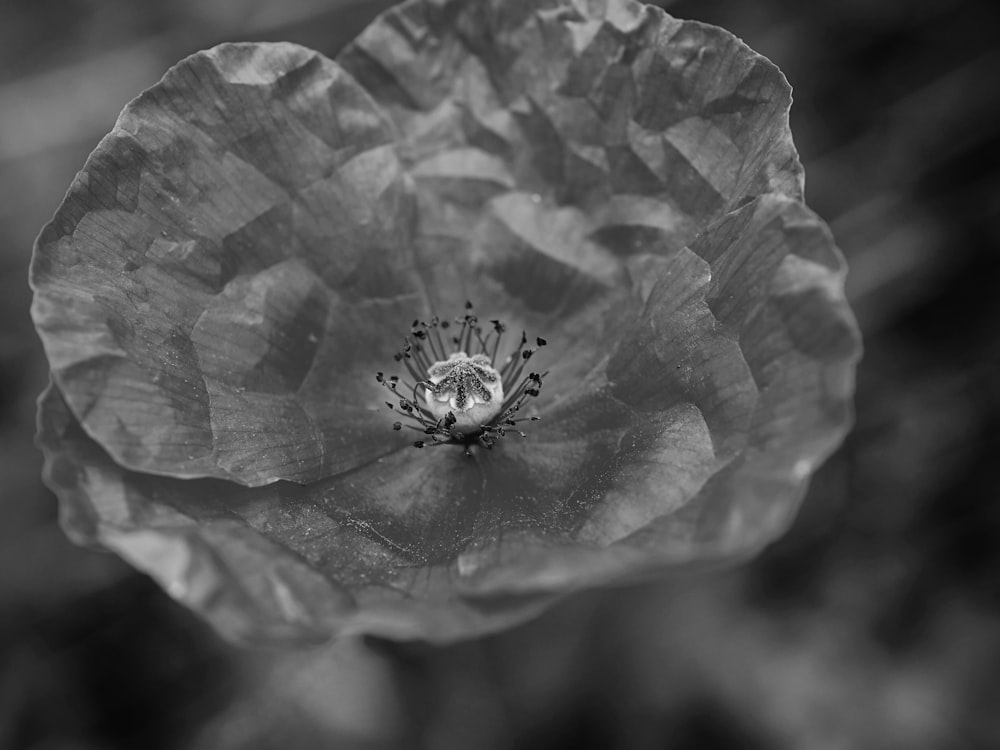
436, 194, 860, 596
39, 383, 561, 643
32, 0, 861, 644
31, 43, 423, 486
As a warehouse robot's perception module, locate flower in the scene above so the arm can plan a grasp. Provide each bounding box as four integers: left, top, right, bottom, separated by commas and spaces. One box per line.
30, 0, 860, 644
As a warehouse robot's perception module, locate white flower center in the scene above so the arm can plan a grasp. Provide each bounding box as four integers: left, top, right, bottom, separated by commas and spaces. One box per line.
424, 352, 504, 434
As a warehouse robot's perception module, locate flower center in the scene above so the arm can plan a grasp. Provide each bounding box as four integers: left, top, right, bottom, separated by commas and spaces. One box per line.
376, 302, 547, 454
425, 352, 504, 434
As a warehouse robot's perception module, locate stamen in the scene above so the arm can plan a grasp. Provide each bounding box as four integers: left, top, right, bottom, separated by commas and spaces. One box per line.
378, 302, 548, 454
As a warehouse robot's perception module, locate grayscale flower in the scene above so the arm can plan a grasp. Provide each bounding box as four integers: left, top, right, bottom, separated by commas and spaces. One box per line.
30, 0, 860, 644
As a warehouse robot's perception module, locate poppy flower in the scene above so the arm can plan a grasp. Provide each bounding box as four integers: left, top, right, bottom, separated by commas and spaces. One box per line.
30, 0, 860, 644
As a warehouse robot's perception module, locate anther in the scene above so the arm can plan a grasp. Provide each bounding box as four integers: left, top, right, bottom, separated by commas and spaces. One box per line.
378, 302, 548, 453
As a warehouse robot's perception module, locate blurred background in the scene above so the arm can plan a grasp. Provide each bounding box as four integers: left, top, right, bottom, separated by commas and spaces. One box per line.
2, 0, 998, 748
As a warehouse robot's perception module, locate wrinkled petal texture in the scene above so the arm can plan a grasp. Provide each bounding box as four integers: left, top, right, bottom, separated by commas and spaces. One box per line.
32, 43, 424, 487
32, 0, 860, 643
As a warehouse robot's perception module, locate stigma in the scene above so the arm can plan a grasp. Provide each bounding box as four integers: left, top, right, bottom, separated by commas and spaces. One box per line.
424, 352, 504, 434
376, 302, 547, 454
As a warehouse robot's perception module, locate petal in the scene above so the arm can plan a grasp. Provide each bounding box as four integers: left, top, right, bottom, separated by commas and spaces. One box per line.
39, 383, 557, 643
38, 383, 352, 645
339, 0, 803, 315
336, 0, 809, 470
31, 43, 425, 487
439, 196, 860, 596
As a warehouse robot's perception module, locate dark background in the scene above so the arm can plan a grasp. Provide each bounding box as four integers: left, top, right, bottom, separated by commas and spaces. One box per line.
2, 0, 998, 748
